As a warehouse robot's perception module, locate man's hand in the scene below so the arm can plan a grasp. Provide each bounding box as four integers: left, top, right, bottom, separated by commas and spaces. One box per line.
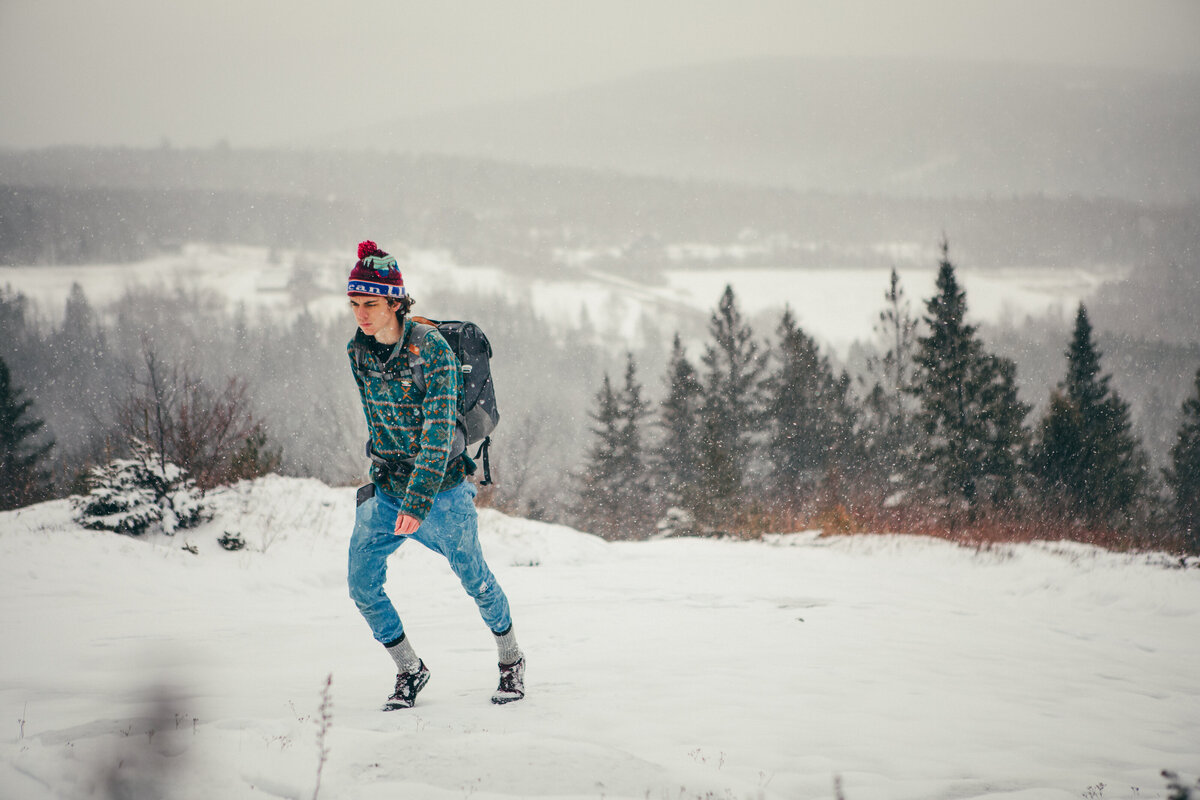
394, 514, 421, 536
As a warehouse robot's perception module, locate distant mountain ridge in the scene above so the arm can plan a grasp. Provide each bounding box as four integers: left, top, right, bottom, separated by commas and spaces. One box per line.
330, 57, 1200, 203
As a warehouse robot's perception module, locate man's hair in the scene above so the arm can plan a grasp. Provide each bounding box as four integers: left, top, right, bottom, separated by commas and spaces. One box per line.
390, 296, 416, 316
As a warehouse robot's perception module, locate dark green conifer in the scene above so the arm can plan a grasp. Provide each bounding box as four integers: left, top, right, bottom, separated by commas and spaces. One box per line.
1165, 368, 1200, 551
576, 373, 623, 538
1032, 305, 1146, 527
765, 307, 858, 501
910, 240, 1030, 518
656, 334, 704, 513
612, 352, 652, 530
0, 356, 55, 510
576, 354, 652, 539
695, 286, 766, 524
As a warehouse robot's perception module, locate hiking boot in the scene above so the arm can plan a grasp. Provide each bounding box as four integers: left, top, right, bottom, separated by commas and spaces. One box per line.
382, 660, 430, 710
491, 657, 525, 705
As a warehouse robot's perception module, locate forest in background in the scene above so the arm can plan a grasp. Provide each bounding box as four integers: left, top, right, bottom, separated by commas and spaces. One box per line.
3, 146, 1198, 274
3, 146, 1197, 347
1, 146, 1198, 549
3, 247, 1199, 550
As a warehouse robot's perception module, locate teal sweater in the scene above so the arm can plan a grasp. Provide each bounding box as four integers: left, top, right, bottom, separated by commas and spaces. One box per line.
348, 317, 467, 521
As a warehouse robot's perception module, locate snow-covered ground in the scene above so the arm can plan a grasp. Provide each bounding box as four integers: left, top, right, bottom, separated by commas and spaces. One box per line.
0, 244, 1122, 355
2, 476, 1198, 799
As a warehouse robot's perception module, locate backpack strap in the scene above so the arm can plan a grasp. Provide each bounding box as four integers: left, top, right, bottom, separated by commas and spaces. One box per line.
360, 319, 472, 478
350, 332, 407, 383
403, 321, 436, 396
405, 321, 468, 465
474, 436, 493, 486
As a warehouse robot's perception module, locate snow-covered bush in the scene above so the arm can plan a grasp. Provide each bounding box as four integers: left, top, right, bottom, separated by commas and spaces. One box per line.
73, 441, 207, 536
218, 530, 246, 551
655, 507, 697, 538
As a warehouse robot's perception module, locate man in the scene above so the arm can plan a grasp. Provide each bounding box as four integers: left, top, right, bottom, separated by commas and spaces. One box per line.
345, 240, 524, 709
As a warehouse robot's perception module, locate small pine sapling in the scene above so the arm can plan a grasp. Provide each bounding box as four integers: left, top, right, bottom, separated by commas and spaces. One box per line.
218, 531, 246, 551
73, 440, 207, 535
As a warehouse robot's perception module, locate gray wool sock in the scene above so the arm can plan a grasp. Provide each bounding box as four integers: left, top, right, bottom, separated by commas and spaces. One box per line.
386, 635, 421, 675
494, 626, 523, 665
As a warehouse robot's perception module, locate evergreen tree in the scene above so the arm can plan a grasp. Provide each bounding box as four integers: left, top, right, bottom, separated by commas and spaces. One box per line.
575, 354, 651, 539
764, 307, 858, 502
227, 429, 284, 483
0, 288, 47, 403
1032, 305, 1147, 527
861, 269, 920, 491
694, 286, 766, 524
44, 283, 117, 469
655, 334, 704, 515
1164, 367, 1200, 552
1, 287, 36, 365
871, 268, 919, 423
612, 353, 653, 533
73, 440, 206, 536
576, 374, 623, 537
910, 240, 1030, 518
0, 356, 55, 510
59, 282, 105, 365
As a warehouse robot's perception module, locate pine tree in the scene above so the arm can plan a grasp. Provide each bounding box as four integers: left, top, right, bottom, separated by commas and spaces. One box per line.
0, 288, 49, 417
655, 334, 704, 516
575, 355, 652, 539
0, 288, 38, 373
872, 268, 918, 423
1164, 367, 1200, 552
1032, 305, 1147, 527
764, 307, 858, 503
227, 428, 283, 483
861, 269, 920, 492
612, 353, 653, 533
910, 240, 1030, 519
60, 283, 105, 364
694, 286, 766, 525
73, 440, 206, 536
0, 356, 55, 510
43, 283, 116, 469
576, 374, 623, 537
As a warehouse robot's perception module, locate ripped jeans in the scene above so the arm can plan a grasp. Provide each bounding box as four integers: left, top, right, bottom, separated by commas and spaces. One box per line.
348, 480, 512, 645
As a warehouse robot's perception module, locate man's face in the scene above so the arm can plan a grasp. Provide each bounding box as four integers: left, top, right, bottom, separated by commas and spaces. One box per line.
349, 295, 397, 337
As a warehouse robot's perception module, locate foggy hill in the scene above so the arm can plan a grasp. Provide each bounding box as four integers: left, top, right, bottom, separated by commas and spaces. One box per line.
4, 146, 1197, 274
331, 57, 1200, 203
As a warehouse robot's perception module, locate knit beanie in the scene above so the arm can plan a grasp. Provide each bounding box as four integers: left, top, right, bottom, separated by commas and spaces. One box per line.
347, 240, 406, 298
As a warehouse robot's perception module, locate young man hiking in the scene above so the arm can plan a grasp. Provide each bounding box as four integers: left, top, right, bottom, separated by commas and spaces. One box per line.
345, 240, 524, 709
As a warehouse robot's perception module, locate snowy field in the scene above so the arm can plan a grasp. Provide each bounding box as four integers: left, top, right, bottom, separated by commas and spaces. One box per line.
2, 476, 1198, 800
0, 244, 1122, 354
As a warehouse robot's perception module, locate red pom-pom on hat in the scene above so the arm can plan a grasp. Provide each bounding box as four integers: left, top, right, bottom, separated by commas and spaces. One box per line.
357, 240, 379, 259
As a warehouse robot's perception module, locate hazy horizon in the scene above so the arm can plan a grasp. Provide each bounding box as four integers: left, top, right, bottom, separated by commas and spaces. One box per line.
3, 0, 1199, 150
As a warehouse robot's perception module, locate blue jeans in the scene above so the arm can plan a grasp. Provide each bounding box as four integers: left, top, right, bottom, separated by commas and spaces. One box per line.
348, 480, 512, 645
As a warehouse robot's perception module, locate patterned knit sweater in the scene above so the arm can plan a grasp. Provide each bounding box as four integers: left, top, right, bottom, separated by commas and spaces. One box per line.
348, 317, 467, 521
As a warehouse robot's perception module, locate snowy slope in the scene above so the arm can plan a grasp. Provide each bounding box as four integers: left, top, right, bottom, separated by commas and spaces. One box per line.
2, 476, 1198, 800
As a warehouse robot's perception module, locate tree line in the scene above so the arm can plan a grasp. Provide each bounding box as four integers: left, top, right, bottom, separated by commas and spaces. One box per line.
573, 240, 1200, 553
0, 269, 609, 521
0, 280, 344, 508
2, 240, 1198, 553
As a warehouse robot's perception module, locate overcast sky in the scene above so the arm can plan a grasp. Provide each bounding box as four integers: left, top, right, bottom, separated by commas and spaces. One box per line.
2, 0, 1198, 149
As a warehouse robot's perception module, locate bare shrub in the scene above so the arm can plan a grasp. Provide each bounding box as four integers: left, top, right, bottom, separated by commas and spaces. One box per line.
114, 346, 278, 489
